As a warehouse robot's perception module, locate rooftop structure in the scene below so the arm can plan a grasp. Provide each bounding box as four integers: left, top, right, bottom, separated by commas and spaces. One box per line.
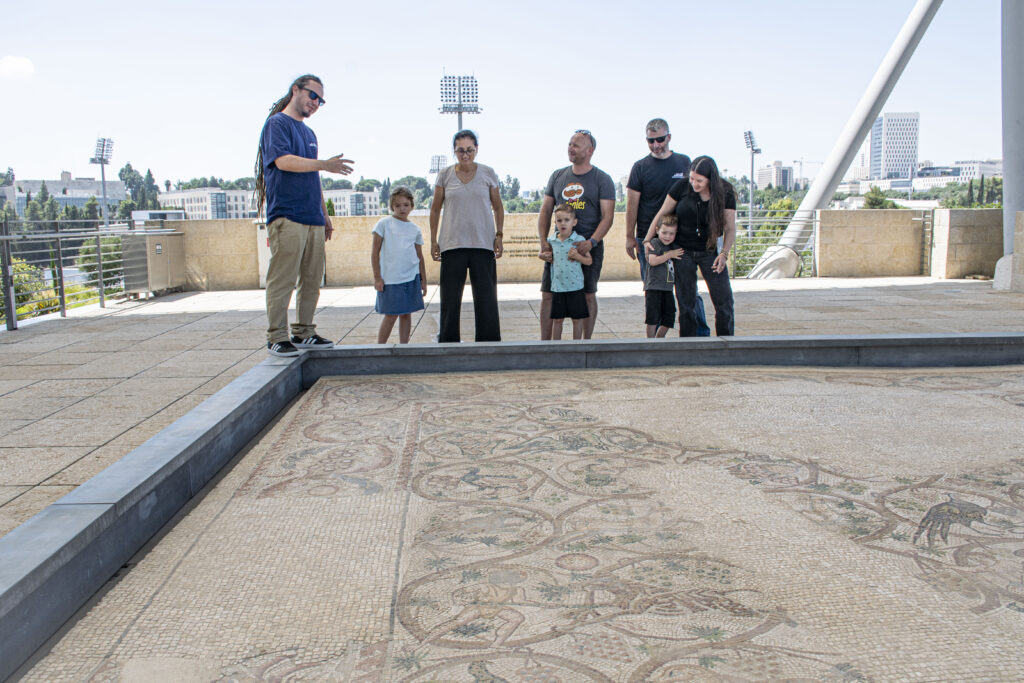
0, 171, 127, 217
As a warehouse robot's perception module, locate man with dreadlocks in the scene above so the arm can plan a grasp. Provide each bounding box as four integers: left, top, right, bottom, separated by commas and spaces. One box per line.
256, 74, 354, 357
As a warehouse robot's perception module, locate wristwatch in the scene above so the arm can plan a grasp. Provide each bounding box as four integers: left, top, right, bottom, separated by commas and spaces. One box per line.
589, 238, 599, 248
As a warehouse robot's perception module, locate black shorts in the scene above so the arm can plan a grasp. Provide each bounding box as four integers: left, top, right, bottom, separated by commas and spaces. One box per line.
541, 241, 604, 294
551, 289, 589, 320
645, 289, 675, 328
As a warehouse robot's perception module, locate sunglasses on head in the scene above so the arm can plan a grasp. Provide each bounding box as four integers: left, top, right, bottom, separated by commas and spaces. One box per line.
302, 88, 326, 106
646, 134, 668, 144
573, 129, 596, 147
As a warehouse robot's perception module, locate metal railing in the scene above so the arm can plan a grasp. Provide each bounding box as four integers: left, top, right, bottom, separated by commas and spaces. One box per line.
731, 209, 817, 277
1, 218, 160, 331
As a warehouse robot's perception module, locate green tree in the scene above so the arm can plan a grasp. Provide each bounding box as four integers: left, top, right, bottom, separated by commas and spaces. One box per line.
76, 236, 123, 290
142, 169, 161, 209
325, 198, 335, 216
355, 178, 382, 192
863, 185, 899, 209
36, 181, 51, 206
966, 179, 975, 207
25, 199, 42, 221
321, 178, 353, 190
0, 258, 45, 314
379, 178, 391, 208
117, 198, 137, 220
43, 196, 59, 221
499, 175, 521, 201
118, 163, 145, 202
0, 167, 14, 187
1, 201, 17, 222
84, 196, 100, 221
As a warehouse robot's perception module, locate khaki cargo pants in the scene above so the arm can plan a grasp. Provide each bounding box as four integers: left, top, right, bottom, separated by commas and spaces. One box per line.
265, 217, 325, 344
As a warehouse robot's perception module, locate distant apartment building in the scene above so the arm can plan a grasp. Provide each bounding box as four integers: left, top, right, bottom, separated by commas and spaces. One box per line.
869, 112, 919, 180
157, 187, 256, 219
0, 171, 127, 217
845, 151, 871, 181
322, 189, 381, 217
951, 159, 1002, 182
756, 161, 794, 191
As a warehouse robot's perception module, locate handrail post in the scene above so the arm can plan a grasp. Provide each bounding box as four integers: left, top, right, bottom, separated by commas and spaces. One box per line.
54, 222, 66, 317
1, 217, 17, 330
95, 229, 106, 308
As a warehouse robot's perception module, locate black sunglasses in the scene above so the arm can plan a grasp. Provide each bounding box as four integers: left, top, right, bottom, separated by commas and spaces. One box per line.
302, 88, 326, 106
646, 134, 668, 144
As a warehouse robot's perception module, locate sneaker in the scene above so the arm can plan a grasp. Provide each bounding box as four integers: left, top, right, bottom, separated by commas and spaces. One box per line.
291, 334, 335, 349
267, 340, 300, 357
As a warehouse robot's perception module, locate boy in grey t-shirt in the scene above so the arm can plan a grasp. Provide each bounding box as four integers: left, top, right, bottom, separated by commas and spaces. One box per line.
644, 215, 684, 338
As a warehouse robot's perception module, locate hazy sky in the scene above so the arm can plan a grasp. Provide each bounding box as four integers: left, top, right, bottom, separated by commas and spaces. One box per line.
0, 0, 1002, 192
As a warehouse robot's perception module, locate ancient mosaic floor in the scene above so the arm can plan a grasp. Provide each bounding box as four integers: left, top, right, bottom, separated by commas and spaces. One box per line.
24, 366, 1024, 682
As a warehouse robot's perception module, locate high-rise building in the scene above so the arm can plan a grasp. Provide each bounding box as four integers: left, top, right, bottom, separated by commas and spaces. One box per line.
869, 112, 919, 180
756, 161, 794, 191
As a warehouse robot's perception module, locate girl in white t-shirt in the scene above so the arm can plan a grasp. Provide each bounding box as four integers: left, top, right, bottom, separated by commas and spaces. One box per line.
371, 187, 428, 343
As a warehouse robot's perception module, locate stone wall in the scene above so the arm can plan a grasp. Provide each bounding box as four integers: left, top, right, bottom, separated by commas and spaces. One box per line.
171, 213, 641, 290
930, 209, 1004, 279
168, 219, 260, 290
815, 210, 922, 277
171, 209, 1009, 289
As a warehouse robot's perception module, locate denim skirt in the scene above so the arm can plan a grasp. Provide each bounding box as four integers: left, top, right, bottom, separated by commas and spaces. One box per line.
375, 275, 424, 316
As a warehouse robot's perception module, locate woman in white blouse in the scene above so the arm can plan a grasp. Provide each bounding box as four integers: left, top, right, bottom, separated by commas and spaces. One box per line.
429, 129, 505, 342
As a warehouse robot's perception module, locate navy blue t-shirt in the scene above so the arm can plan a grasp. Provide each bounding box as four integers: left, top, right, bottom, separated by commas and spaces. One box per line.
260, 113, 324, 226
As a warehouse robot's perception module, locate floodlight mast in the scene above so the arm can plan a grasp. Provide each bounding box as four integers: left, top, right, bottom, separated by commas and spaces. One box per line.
89, 137, 114, 227
429, 155, 448, 175
743, 131, 761, 237
439, 74, 481, 131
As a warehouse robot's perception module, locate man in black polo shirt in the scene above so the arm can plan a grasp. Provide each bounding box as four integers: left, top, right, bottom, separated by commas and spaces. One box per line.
625, 118, 709, 336
537, 130, 615, 339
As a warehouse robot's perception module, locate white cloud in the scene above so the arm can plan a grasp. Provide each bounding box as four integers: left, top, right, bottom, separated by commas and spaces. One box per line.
0, 56, 36, 81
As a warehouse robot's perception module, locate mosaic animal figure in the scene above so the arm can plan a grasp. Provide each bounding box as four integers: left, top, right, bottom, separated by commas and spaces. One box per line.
467, 660, 511, 682
912, 495, 987, 546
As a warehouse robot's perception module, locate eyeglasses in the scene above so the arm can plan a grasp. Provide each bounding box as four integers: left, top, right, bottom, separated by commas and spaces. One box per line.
302, 88, 326, 106
646, 134, 669, 144
454, 147, 477, 155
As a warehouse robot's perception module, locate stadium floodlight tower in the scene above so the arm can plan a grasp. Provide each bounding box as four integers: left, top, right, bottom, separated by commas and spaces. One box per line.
743, 131, 761, 237
439, 74, 481, 131
429, 154, 448, 174
89, 137, 114, 227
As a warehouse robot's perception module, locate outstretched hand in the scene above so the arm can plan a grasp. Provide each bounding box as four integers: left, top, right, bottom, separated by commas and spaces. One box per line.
322, 154, 355, 175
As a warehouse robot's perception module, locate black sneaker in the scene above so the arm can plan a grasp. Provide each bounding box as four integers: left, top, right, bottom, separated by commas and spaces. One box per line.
267, 340, 300, 357
291, 334, 335, 349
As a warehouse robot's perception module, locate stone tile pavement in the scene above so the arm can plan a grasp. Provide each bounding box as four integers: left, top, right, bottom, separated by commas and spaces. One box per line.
1, 277, 1023, 542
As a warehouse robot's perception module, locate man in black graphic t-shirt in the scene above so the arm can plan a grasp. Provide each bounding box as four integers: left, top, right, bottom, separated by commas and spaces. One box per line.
626, 118, 709, 336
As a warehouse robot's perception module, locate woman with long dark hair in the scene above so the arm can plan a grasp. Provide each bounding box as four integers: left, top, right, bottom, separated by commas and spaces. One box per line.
643, 155, 736, 336
429, 129, 504, 342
